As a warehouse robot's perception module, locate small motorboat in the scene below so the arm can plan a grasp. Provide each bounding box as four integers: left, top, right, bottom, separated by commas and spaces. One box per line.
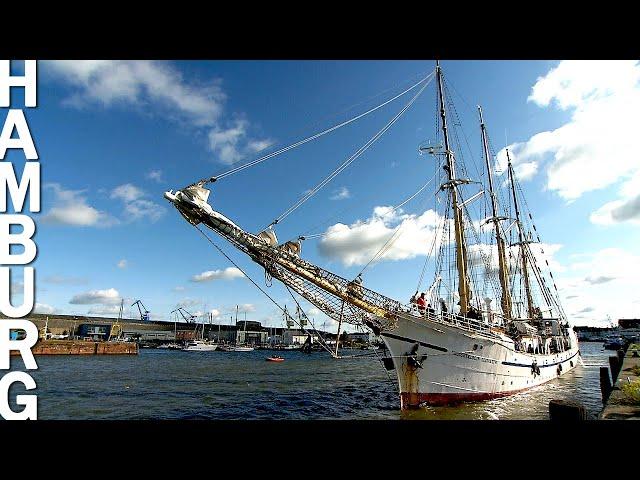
266, 356, 285, 362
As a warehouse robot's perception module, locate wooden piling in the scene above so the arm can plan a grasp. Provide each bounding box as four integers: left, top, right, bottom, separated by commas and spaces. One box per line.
609, 355, 621, 382
549, 399, 587, 420
600, 366, 612, 404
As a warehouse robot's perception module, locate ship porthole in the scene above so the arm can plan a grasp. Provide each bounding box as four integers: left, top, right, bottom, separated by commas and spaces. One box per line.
473, 344, 478, 350
570, 361, 574, 367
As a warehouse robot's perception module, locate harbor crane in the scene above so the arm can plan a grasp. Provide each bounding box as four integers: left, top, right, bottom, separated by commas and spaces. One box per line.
131, 300, 150, 321
170, 307, 197, 323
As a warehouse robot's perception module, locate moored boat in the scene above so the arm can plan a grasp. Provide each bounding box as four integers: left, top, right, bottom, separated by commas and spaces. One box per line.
183, 340, 218, 352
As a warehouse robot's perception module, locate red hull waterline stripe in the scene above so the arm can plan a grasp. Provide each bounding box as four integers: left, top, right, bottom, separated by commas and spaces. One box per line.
400, 387, 532, 408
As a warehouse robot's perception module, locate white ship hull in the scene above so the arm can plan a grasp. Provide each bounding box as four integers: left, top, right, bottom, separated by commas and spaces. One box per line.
183, 342, 219, 352
381, 312, 580, 409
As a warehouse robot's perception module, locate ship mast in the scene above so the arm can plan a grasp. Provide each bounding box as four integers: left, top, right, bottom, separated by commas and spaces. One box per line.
478, 106, 512, 320
507, 150, 535, 319
436, 61, 471, 314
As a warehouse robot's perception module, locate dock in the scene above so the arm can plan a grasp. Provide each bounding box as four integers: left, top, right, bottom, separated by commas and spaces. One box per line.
11, 339, 138, 356
599, 343, 640, 419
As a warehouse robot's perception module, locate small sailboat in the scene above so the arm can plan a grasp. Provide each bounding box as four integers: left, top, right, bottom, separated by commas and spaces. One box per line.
183, 340, 218, 351
182, 317, 218, 351
166, 61, 579, 409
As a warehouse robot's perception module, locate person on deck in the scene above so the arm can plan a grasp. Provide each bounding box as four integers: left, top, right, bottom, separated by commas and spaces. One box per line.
467, 305, 481, 321
416, 293, 427, 315
439, 298, 448, 314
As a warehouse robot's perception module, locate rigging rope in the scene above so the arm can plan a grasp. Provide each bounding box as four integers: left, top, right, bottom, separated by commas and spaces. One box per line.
266, 75, 435, 228
358, 173, 438, 275
210, 72, 435, 182
191, 223, 337, 356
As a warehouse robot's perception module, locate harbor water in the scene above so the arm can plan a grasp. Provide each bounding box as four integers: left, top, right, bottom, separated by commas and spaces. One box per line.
9, 342, 611, 420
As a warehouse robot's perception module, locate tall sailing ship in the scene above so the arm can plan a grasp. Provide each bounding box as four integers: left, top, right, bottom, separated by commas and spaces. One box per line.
165, 61, 579, 409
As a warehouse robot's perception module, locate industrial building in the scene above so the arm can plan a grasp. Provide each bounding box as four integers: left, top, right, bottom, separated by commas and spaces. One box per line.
9, 313, 338, 347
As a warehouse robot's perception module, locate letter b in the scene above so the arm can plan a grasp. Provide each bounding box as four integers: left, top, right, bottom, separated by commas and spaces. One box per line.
0, 215, 36, 264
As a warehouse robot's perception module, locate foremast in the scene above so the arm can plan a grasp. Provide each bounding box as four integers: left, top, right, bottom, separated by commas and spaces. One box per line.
436, 61, 471, 315
478, 106, 512, 320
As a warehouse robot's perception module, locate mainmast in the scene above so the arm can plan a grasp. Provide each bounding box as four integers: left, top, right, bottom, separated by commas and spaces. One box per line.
478, 106, 512, 320
436, 61, 471, 314
507, 150, 535, 319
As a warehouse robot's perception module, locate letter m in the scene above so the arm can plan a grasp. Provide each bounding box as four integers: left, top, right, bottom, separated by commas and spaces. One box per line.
0, 162, 40, 212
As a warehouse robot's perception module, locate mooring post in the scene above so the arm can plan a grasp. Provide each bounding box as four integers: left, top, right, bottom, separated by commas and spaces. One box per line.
549, 399, 587, 420
609, 355, 621, 383
617, 348, 625, 364
600, 366, 612, 403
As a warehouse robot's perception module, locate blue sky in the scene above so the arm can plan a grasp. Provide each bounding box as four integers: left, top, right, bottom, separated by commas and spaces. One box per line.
9, 60, 640, 328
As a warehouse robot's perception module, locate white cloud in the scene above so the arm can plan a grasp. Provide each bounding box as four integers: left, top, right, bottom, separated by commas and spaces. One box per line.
46, 61, 271, 166
237, 303, 255, 313
146, 169, 163, 183
558, 247, 640, 326
117, 259, 127, 269
34, 303, 57, 314
208, 118, 272, 165
318, 206, 447, 267
496, 61, 640, 204
190, 267, 244, 282
330, 186, 351, 201
111, 184, 144, 203
69, 288, 121, 305
173, 286, 185, 292
307, 307, 321, 316
45, 60, 225, 126
41, 183, 117, 227
590, 171, 640, 225
468, 242, 565, 277
110, 183, 165, 222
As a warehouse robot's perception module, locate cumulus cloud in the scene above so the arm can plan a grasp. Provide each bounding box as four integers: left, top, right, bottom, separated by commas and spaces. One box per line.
41, 183, 117, 227
590, 171, 640, 225
330, 187, 351, 201
558, 247, 640, 325
46, 61, 271, 166
45, 60, 225, 126
69, 288, 121, 305
145, 169, 163, 183
190, 267, 244, 282
318, 206, 447, 267
110, 183, 165, 222
496, 61, 640, 207
208, 118, 273, 165
117, 259, 127, 269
